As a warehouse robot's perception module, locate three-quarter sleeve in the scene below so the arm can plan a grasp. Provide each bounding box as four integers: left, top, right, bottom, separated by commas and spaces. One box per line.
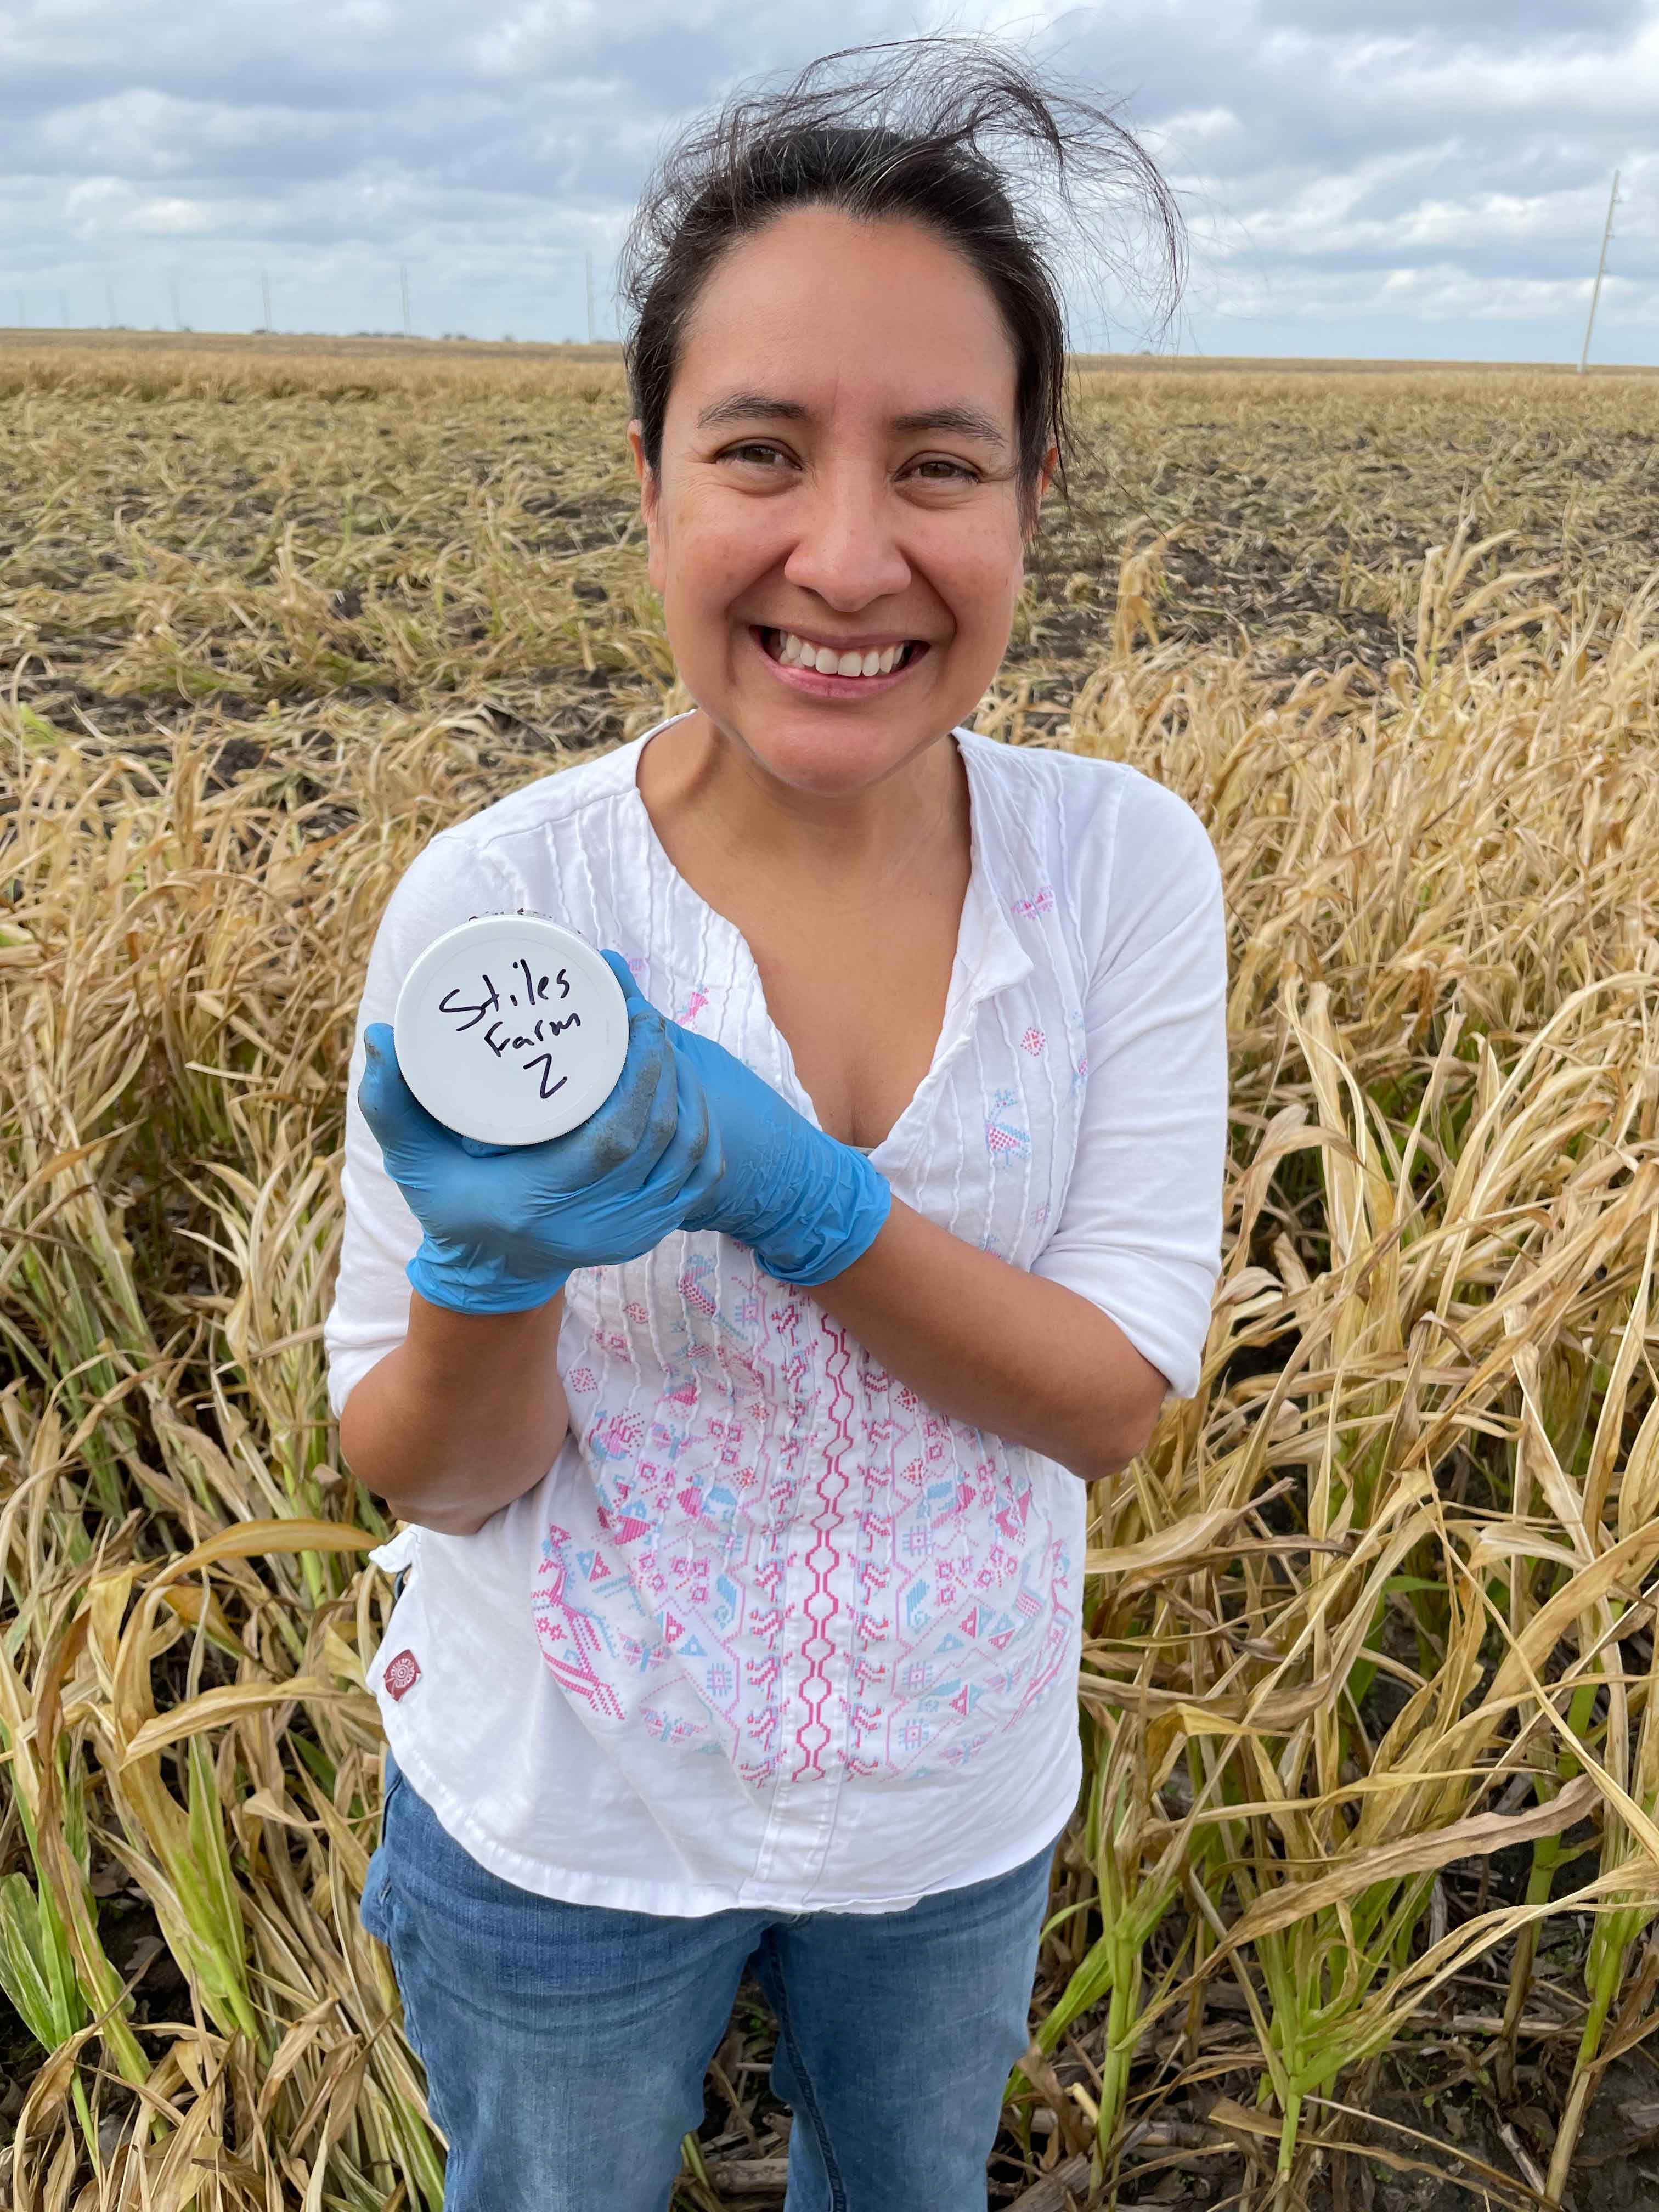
323, 830, 523, 1420
1030, 772, 1229, 1401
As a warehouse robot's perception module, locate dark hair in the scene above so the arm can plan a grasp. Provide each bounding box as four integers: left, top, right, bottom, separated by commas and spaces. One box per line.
616, 36, 1185, 531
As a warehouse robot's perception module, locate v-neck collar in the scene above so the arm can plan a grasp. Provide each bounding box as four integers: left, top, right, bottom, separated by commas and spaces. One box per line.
624, 717, 1034, 1169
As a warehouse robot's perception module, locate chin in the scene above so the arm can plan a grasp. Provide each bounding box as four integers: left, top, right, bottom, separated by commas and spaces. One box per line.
732, 715, 939, 793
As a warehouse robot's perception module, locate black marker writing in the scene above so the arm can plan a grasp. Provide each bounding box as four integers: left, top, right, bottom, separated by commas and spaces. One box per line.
442, 963, 584, 1093
491, 1009, 584, 1052
439, 973, 501, 1032
523, 1056, 571, 1101
515, 956, 556, 1007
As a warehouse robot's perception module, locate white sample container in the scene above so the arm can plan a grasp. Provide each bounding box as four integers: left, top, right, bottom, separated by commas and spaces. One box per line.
393, 914, 630, 1146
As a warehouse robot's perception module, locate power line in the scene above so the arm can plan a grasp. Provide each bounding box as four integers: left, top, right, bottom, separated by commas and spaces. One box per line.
1578, 168, 1620, 376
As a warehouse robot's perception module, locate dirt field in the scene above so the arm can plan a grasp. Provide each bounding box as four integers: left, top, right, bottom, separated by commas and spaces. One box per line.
5, 330, 1657, 751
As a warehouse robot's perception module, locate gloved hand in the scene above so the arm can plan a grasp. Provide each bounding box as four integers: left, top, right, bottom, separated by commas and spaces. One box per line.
668, 1024, 893, 1288
356, 950, 723, 1313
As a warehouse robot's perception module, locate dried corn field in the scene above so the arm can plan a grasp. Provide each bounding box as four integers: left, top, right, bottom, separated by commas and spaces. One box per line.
2, 330, 1659, 2211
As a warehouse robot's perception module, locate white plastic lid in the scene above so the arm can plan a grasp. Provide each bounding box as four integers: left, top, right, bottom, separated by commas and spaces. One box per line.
392, 914, 630, 1146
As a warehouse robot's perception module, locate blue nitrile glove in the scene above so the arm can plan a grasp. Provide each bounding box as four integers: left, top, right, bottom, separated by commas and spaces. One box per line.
664, 1023, 893, 1289
356, 954, 723, 1312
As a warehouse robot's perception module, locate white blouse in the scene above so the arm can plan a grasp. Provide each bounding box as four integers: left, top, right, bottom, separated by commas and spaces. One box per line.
325, 714, 1228, 1916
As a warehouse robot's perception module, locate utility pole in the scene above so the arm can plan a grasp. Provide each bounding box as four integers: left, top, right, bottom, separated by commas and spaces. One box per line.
1578, 169, 1619, 376
585, 251, 595, 345
261, 268, 272, 331
400, 263, 411, 338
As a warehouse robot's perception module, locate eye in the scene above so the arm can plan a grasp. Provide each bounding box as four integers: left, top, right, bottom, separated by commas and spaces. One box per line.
716, 444, 980, 483
721, 442, 792, 468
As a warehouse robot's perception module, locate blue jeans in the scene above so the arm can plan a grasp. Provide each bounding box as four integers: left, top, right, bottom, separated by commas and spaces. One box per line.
360, 1747, 1057, 2211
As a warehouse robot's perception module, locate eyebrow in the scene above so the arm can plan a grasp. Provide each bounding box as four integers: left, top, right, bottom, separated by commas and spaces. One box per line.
693, 391, 1008, 451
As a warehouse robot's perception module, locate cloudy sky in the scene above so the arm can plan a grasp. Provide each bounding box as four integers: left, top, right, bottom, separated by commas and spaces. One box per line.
4, 0, 1655, 363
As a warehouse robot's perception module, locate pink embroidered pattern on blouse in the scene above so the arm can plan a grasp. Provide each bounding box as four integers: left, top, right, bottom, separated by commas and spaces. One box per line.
529, 1254, 1075, 1787
793, 1317, 855, 1779
525, 825, 1091, 1788
985, 1087, 1032, 1161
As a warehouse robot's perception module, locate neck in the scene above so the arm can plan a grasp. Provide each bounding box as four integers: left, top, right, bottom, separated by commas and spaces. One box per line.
640, 710, 969, 896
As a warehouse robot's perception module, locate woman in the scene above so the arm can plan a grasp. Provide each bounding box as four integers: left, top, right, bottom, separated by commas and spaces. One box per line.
327, 37, 1227, 2212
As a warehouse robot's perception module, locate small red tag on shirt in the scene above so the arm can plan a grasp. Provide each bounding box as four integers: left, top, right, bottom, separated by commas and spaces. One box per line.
384, 1649, 421, 1701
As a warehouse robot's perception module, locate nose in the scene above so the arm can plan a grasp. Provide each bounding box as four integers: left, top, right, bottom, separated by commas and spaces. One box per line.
779, 462, 913, 612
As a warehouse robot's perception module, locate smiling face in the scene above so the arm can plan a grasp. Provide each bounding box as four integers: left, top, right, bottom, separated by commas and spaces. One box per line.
628, 204, 1056, 798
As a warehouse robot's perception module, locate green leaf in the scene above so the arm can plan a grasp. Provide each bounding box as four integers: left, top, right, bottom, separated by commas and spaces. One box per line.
0, 1871, 88, 2051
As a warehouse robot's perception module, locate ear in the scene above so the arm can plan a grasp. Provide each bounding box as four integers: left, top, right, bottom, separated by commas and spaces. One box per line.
627, 419, 665, 591
1023, 440, 1060, 544
626, 417, 650, 495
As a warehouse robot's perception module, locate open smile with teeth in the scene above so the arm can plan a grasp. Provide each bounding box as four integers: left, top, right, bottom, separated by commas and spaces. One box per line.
758, 627, 924, 679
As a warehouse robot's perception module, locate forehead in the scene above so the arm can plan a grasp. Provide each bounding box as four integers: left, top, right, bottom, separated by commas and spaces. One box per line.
668, 205, 1019, 428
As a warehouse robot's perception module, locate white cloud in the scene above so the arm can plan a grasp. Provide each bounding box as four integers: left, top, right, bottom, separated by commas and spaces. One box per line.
1154, 108, 1242, 145
469, 2, 602, 77
65, 176, 234, 236
42, 90, 340, 179
1356, 19, 1659, 120
3, 0, 1656, 358
62, 177, 139, 231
